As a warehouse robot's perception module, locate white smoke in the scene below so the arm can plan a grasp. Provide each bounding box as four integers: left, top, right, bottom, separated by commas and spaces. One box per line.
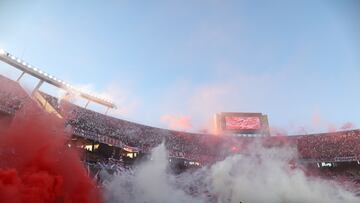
103, 142, 360, 203
103, 144, 203, 203
206, 145, 359, 203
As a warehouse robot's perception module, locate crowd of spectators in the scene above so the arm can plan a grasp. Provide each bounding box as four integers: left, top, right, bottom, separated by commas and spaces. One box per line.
0, 75, 28, 115
37, 95, 225, 163
40, 92, 61, 112
85, 157, 132, 184
297, 130, 360, 161
11, 89, 360, 164
2, 74, 360, 166
0, 92, 24, 115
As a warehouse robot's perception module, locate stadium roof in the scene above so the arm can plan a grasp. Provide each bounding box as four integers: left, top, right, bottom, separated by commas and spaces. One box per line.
0, 49, 116, 109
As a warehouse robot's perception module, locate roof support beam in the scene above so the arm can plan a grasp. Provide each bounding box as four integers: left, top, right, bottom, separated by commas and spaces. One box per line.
84, 100, 90, 109
105, 107, 110, 115
32, 80, 44, 95
16, 71, 25, 82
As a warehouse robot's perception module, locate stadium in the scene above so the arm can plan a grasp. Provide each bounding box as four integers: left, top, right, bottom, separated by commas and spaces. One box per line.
1, 1, 360, 202
1, 48, 360, 203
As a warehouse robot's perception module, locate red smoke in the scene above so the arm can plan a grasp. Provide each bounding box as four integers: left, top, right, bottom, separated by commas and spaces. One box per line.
160, 114, 193, 131
341, 122, 354, 130
0, 104, 102, 203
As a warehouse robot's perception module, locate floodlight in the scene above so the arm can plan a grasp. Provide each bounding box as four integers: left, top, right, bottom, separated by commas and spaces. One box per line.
0, 49, 116, 109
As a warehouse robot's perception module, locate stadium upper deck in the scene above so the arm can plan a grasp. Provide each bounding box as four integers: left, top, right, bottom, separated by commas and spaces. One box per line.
0, 74, 359, 164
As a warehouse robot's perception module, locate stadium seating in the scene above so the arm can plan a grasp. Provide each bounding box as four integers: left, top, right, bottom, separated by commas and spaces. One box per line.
1, 76, 359, 164
297, 130, 360, 161
37, 92, 360, 163
0, 75, 28, 115
40, 92, 226, 163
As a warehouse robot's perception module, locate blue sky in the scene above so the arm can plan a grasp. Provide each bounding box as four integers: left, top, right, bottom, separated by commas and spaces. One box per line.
0, 0, 359, 134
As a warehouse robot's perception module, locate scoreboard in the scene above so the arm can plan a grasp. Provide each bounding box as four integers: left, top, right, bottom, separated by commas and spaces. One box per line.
224, 116, 261, 130
215, 112, 270, 136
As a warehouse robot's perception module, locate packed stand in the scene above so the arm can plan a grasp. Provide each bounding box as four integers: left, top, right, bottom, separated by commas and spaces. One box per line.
40, 92, 360, 164
40, 97, 224, 163
85, 157, 133, 185
0, 92, 24, 115
40, 92, 61, 112
297, 130, 360, 161
0, 75, 28, 115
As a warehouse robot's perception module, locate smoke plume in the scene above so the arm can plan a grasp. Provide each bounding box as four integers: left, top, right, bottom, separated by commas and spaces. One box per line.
104, 142, 360, 203
103, 144, 202, 203
0, 103, 102, 203
160, 114, 193, 131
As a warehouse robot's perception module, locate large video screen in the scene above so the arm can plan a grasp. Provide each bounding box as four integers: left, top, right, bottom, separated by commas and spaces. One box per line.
224, 116, 261, 130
